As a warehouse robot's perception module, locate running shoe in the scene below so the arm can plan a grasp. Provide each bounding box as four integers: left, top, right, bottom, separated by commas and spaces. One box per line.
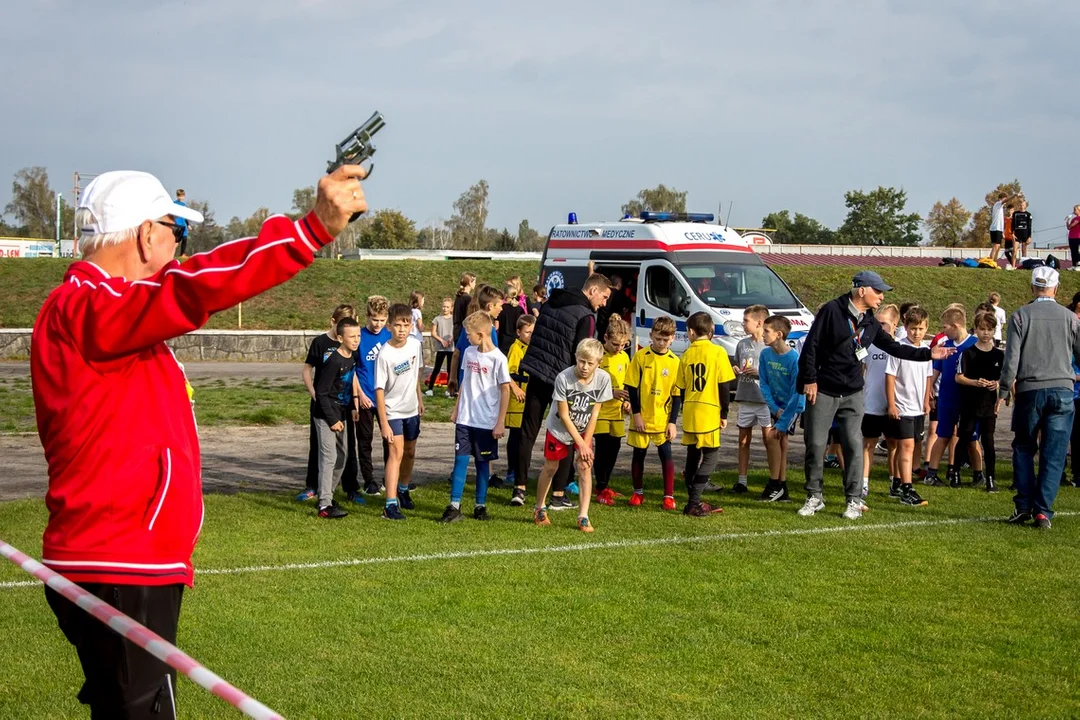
578, 516, 595, 533
628, 492, 644, 507
295, 488, 316, 502
397, 489, 414, 510
346, 492, 367, 505
566, 482, 579, 496
438, 505, 463, 524
1033, 513, 1052, 530
318, 504, 348, 519
382, 504, 406, 520
798, 496, 826, 516
889, 478, 903, 498
841, 498, 864, 520
1006, 509, 1032, 525
473, 505, 490, 521
533, 507, 551, 526
683, 502, 724, 516
899, 486, 928, 506
760, 483, 790, 503
704, 481, 725, 493
662, 496, 677, 511
595, 488, 616, 506
548, 495, 577, 511
510, 488, 527, 506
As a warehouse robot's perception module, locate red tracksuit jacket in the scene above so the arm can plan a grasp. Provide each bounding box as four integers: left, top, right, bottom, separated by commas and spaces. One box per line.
31, 212, 333, 587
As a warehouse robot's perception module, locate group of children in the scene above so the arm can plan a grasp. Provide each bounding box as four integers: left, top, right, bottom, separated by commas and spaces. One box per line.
300, 277, 1022, 532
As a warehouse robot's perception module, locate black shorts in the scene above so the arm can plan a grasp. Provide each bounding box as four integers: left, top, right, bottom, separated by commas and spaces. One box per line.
929, 406, 938, 423
990, 230, 1004, 245
455, 424, 499, 461
46, 583, 183, 718
861, 413, 887, 439
884, 415, 925, 441
1004, 238, 1015, 250
1015, 232, 1031, 243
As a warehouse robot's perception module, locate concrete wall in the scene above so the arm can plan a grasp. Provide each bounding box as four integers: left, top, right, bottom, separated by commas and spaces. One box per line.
0, 328, 438, 363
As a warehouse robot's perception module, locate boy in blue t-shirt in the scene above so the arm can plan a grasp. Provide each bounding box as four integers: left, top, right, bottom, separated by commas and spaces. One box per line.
758, 315, 805, 502
356, 295, 391, 495
925, 306, 981, 487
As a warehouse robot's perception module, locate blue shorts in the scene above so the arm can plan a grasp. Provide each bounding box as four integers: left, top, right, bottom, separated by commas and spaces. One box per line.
935, 404, 976, 441
387, 415, 421, 441
455, 424, 499, 461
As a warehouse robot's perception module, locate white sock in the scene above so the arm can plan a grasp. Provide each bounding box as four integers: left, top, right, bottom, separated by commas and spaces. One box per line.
737, 475, 748, 485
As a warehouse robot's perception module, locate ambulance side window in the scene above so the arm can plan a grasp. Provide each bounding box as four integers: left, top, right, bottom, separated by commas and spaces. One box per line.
645, 265, 686, 317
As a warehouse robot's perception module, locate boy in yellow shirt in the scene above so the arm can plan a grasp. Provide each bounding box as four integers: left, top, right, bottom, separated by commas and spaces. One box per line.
594, 317, 632, 505
505, 314, 535, 505
671, 312, 734, 516
625, 316, 681, 509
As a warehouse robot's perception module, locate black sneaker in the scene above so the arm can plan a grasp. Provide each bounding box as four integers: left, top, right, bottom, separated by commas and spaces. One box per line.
889, 478, 903, 497
899, 485, 928, 506
548, 495, 577, 511
972, 473, 986, 489
363, 482, 381, 496
731, 482, 748, 494
758, 481, 777, 500
923, 473, 944, 487
760, 483, 789, 503
473, 504, 490, 521
1062, 477, 1077, 488
318, 504, 348, 519
438, 505, 463, 523
1006, 509, 1033, 525
703, 481, 725, 493
488, 474, 505, 490
397, 489, 415, 510
986, 476, 998, 493
948, 470, 962, 489
1033, 513, 1052, 530
824, 456, 841, 469
510, 488, 527, 506
382, 503, 406, 520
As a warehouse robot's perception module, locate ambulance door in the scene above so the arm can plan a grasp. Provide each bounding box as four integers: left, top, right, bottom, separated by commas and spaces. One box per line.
635, 259, 695, 355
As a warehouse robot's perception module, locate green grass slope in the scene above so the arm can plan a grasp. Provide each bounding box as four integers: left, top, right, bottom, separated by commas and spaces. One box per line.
3, 258, 1077, 330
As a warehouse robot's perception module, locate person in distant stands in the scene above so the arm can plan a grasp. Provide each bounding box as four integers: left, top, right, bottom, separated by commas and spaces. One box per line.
173, 188, 191, 256
32, 166, 367, 717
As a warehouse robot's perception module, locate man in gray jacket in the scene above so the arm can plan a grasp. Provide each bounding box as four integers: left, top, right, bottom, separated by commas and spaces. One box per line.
998, 266, 1080, 529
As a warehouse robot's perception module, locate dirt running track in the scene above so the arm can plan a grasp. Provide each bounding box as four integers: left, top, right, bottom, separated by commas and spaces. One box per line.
0, 361, 1018, 502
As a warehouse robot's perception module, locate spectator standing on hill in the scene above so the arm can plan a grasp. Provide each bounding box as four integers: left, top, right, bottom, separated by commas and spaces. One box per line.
511, 274, 611, 508
32, 166, 366, 717
796, 271, 952, 521
1012, 199, 1033, 266
173, 189, 190, 256
1067, 205, 1080, 271
998, 266, 1080, 529
989, 192, 1021, 265
989, 292, 1007, 348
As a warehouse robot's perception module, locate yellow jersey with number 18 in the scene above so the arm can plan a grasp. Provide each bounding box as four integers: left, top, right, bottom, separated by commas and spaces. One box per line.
675, 338, 736, 434
625, 347, 680, 433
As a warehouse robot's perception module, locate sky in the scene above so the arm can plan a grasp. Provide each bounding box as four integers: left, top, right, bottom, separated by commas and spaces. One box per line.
1, 0, 1077, 246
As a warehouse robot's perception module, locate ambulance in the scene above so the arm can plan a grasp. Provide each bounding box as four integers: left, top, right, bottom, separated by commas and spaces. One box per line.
539, 212, 814, 359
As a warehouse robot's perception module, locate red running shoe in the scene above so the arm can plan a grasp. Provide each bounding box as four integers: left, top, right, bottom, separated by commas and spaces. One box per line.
628, 492, 644, 507
662, 496, 677, 511
595, 488, 616, 506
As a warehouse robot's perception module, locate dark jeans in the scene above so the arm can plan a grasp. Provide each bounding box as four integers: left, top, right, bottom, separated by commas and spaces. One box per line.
427, 350, 454, 390
1012, 387, 1074, 519
515, 378, 567, 494
47, 583, 183, 719
356, 407, 389, 488
1072, 399, 1080, 479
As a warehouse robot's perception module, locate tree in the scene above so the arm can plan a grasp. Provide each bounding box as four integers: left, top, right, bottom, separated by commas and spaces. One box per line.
447, 179, 489, 250
760, 210, 835, 244
358, 209, 417, 249
836, 186, 922, 246
960, 180, 1023, 248
621, 184, 687, 217
290, 186, 316, 218
490, 228, 515, 251
924, 198, 971, 247
183, 199, 226, 254
516, 219, 544, 251
224, 207, 271, 241
5, 166, 61, 239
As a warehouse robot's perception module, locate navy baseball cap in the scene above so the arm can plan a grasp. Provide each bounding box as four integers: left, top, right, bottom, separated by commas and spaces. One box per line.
852, 270, 893, 292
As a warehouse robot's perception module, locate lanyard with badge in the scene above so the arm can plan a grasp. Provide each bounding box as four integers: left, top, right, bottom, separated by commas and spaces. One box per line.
848, 317, 868, 361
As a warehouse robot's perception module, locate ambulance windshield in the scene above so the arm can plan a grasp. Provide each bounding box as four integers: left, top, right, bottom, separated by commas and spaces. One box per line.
680, 262, 800, 309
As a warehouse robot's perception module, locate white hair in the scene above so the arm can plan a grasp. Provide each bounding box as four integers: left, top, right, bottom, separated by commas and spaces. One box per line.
75, 207, 138, 255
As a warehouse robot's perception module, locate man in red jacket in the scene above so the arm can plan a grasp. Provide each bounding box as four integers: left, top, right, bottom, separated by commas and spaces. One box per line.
32, 165, 366, 718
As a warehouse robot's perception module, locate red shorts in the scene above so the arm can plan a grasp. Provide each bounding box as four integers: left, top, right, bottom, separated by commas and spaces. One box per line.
543, 431, 572, 462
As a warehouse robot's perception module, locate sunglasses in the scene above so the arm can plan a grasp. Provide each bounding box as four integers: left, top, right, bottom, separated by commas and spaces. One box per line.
155, 220, 185, 243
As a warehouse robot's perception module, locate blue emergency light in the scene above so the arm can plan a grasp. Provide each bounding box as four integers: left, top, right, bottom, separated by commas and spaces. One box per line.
568, 212, 578, 225
639, 212, 715, 223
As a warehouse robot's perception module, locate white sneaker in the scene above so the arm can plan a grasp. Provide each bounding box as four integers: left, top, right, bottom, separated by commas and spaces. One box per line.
797, 496, 826, 516
842, 498, 864, 520
424, 389, 434, 397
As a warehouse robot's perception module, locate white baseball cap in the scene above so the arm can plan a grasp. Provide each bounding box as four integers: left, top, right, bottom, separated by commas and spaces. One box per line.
1032, 265, 1059, 289
78, 170, 204, 236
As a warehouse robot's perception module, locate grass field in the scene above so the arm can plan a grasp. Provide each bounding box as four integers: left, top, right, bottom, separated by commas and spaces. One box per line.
4, 258, 1079, 331
1, 467, 1078, 719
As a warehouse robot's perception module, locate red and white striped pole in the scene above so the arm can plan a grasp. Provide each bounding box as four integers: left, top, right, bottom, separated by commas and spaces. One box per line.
0, 540, 284, 720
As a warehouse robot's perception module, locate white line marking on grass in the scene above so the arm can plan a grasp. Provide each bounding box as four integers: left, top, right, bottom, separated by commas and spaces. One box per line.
2, 512, 1075, 589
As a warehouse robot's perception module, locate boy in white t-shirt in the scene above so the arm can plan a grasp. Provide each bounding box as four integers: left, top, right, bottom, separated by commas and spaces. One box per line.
409, 290, 426, 345
375, 303, 425, 520
884, 306, 934, 507
988, 292, 1006, 348
860, 305, 899, 500
440, 311, 512, 523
